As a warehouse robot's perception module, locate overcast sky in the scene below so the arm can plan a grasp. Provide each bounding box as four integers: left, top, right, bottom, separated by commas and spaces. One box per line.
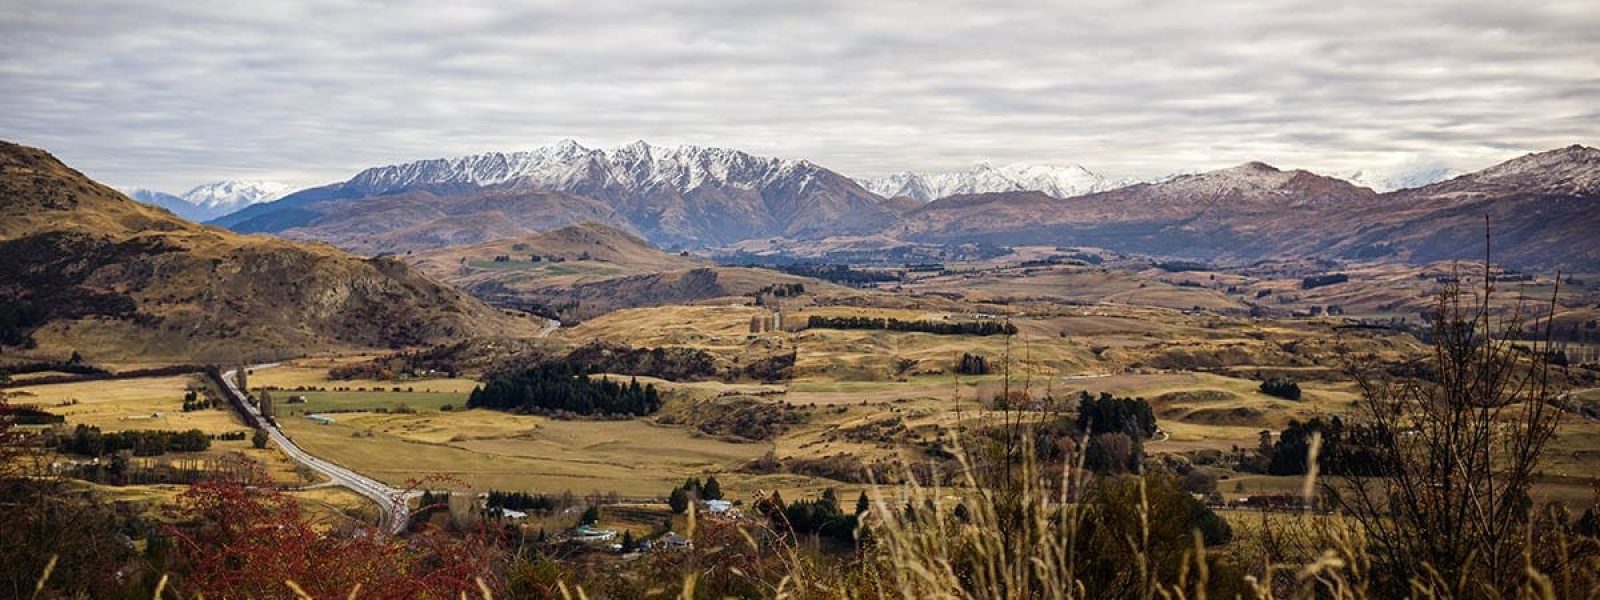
2, 0, 1597, 192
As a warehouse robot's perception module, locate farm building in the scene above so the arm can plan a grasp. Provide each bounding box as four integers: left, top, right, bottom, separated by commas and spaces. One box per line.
571, 524, 617, 543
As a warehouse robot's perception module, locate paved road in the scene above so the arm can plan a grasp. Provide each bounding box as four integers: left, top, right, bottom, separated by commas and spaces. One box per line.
218, 317, 562, 535
221, 364, 412, 534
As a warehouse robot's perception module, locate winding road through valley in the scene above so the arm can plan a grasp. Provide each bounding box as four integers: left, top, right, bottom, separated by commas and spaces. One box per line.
221, 317, 561, 535
221, 364, 413, 534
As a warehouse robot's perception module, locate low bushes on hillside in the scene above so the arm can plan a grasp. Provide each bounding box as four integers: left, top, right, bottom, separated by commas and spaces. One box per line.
656, 397, 809, 441
562, 341, 718, 381
1259, 377, 1303, 400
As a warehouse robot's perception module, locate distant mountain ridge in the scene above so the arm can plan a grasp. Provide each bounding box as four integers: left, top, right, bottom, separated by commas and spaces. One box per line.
205, 141, 1600, 270
214, 140, 899, 248
125, 180, 292, 221
893, 146, 1600, 270
858, 162, 1125, 202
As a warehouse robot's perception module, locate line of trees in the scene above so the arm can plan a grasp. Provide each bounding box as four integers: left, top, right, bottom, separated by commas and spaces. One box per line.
771, 264, 899, 286
807, 315, 1017, 336
54, 425, 211, 457
1300, 273, 1349, 289
467, 364, 662, 417
484, 490, 560, 513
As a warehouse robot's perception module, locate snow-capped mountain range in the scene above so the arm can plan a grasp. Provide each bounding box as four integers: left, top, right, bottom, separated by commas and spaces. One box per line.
338, 139, 831, 198
216, 140, 898, 246
858, 163, 1127, 202
125, 180, 292, 222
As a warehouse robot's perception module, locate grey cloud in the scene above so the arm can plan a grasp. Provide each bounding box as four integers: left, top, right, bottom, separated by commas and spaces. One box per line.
1, 0, 1596, 192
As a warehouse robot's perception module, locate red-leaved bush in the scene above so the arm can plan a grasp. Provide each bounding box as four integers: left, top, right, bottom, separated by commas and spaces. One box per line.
163, 481, 505, 599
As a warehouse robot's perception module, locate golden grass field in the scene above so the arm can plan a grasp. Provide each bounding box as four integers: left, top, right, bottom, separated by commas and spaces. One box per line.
251, 286, 1600, 505
2, 375, 350, 491
279, 408, 771, 497
249, 358, 481, 394
6, 375, 240, 434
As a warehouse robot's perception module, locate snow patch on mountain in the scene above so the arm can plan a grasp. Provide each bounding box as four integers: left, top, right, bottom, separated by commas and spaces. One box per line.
857, 163, 1120, 202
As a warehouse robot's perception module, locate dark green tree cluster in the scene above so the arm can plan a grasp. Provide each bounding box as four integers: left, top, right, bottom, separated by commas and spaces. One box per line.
761, 489, 859, 541
679, 475, 723, 501
180, 389, 216, 412
0, 301, 46, 347
754, 283, 805, 298
772, 263, 898, 286
1259, 378, 1302, 400
1074, 391, 1157, 438
55, 425, 210, 457
4, 407, 64, 425
668, 487, 691, 514
467, 364, 662, 417
1266, 416, 1390, 476
1300, 273, 1350, 289
955, 352, 991, 375
806, 315, 1017, 336
1084, 432, 1144, 474
486, 490, 559, 513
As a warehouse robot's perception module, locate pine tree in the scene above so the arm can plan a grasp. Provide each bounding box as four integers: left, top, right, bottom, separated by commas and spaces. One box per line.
668, 487, 690, 514
702, 475, 723, 501
855, 491, 870, 515
580, 505, 600, 525
682, 477, 702, 497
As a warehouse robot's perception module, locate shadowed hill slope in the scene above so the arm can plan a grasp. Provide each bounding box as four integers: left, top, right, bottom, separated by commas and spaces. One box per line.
0, 140, 539, 361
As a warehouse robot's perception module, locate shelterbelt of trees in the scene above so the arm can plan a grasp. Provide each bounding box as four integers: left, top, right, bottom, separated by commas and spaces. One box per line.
53, 425, 212, 456
806, 315, 1018, 336
467, 363, 662, 416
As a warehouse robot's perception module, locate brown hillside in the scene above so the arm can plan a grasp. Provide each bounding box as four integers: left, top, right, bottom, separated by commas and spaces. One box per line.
408, 222, 840, 322
0, 140, 539, 362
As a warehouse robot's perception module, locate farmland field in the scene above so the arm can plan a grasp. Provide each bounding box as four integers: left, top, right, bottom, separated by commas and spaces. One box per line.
5, 375, 243, 435
279, 408, 771, 497
273, 390, 467, 416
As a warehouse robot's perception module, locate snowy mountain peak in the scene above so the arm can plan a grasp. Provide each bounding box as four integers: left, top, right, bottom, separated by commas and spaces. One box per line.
1448, 144, 1600, 195
123, 180, 291, 221
1343, 166, 1462, 192
1231, 161, 1280, 173
858, 162, 1118, 202
181, 180, 293, 210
